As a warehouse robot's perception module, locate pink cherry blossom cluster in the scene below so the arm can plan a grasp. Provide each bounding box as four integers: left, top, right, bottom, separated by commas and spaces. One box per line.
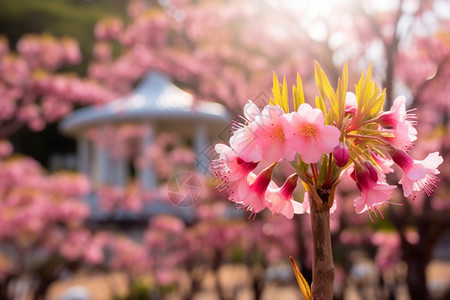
212, 101, 336, 220
0, 157, 91, 243
103, 200, 299, 294
213, 65, 443, 219
0, 155, 109, 292
371, 230, 419, 272
109, 236, 150, 276
58, 230, 108, 265
16, 34, 81, 70
0, 34, 117, 137
107, 215, 188, 290
97, 183, 146, 212
94, 17, 124, 41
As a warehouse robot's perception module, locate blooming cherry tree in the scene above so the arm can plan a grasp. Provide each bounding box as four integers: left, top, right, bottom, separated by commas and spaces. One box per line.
0, 34, 115, 140
0, 156, 105, 300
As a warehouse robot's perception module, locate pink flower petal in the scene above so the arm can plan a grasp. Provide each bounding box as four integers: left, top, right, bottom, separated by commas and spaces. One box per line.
421, 152, 443, 172
292, 200, 306, 214
406, 163, 426, 181
319, 125, 341, 152
243, 100, 261, 121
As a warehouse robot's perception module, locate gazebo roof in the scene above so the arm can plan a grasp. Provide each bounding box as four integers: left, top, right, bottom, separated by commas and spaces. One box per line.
60, 71, 231, 136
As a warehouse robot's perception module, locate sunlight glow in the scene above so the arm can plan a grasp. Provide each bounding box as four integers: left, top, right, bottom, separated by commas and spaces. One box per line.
266, 0, 352, 42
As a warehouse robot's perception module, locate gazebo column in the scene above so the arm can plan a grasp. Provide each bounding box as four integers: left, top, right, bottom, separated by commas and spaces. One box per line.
139, 125, 156, 190
110, 157, 127, 187
194, 123, 209, 174
76, 136, 90, 175
94, 143, 109, 186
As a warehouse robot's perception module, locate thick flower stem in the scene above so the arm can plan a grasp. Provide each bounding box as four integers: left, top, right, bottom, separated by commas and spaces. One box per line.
309, 191, 335, 300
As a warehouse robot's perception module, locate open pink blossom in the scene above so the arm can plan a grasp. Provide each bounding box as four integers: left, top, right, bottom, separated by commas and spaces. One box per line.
378, 96, 417, 129
229, 124, 263, 163
353, 163, 396, 214
229, 101, 264, 163
212, 143, 258, 193
212, 144, 258, 181
380, 96, 417, 150
390, 149, 443, 197
252, 105, 296, 162
266, 174, 305, 219
283, 103, 341, 163
354, 182, 396, 215
387, 119, 418, 151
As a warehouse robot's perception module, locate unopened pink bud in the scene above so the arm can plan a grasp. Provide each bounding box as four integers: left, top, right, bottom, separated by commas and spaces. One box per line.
333, 142, 350, 167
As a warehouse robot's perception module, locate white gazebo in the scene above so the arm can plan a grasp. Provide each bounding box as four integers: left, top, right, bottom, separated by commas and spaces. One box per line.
60, 72, 230, 221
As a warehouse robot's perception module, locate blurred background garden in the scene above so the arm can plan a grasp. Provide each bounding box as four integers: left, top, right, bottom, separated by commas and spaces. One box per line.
0, 0, 449, 299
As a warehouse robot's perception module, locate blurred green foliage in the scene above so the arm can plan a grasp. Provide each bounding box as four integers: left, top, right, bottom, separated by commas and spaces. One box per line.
0, 0, 128, 74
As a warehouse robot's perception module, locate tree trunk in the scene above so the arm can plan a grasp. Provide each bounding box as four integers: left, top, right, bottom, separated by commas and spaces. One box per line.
184, 265, 203, 300
212, 250, 226, 300
405, 249, 430, 300
251, 265, 264, 300
309, 192, 334, 300
33, 276, 56, 300
0, 276, 13, 300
